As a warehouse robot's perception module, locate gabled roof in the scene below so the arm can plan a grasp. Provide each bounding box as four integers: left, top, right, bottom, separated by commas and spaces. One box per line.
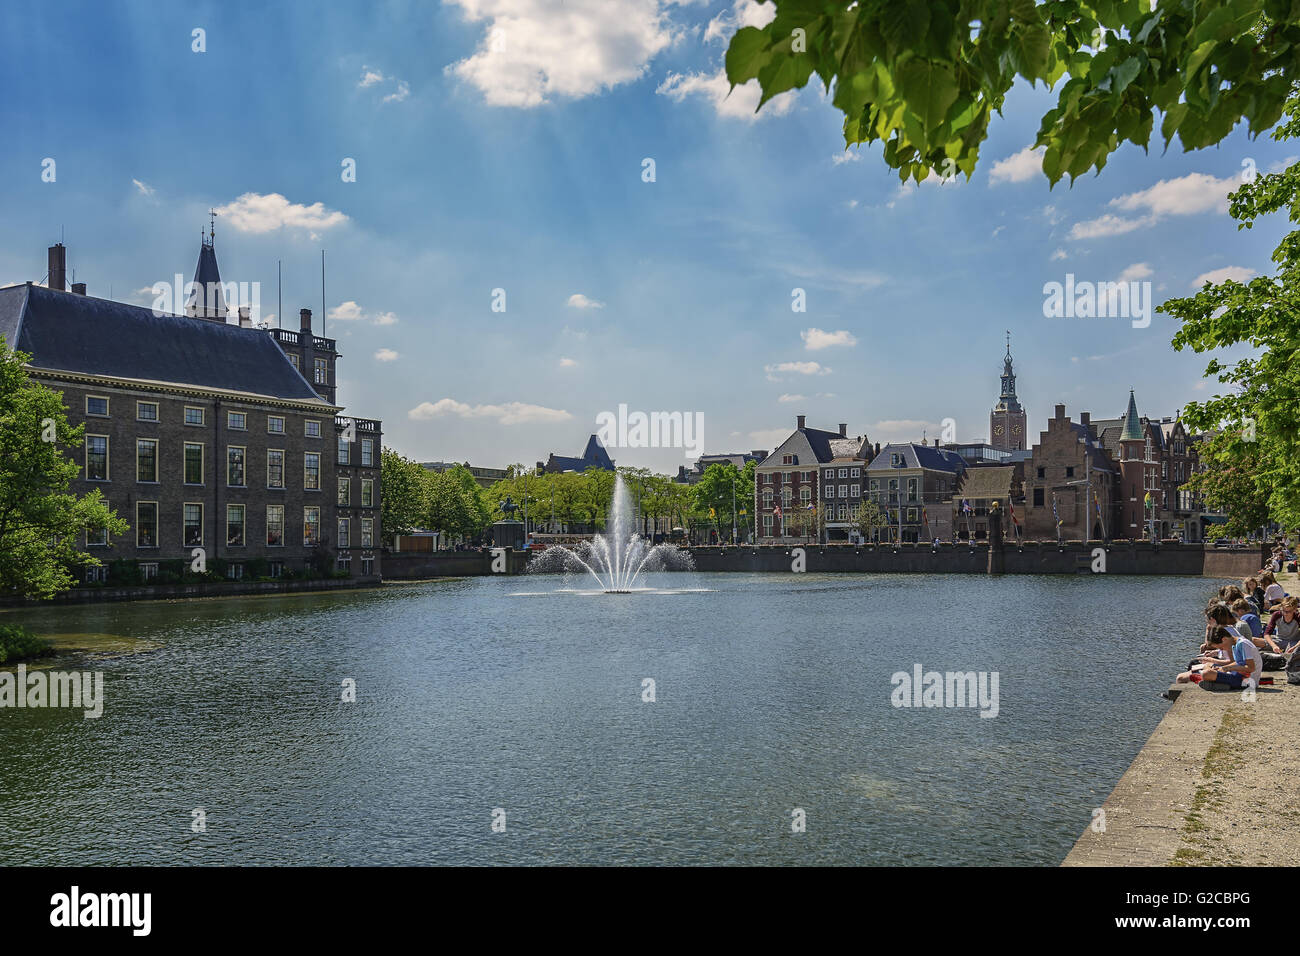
867, 442, 967, 474
757, 423, 848, 467
0, 282, 328, 404
546, 434, 614, 472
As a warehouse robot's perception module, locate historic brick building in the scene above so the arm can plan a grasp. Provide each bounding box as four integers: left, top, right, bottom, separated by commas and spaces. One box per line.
1022, 404, 1119, 541
0, 239, 382, 582
754, 415, 863, 541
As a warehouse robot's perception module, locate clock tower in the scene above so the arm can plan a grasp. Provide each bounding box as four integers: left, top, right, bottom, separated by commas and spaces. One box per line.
990, 333, 1027, 451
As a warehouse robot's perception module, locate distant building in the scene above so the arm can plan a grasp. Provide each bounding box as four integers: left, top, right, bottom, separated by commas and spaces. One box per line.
989, 336, 1028, 452
754, 416, 865, 541
820, 435, 874, 541
422, 461, 510, 488
674, 450, 767, 485
950, 465, 1020, 541
1022, 404, 1117, 541
865, 442, 966, 543
537, 435, 614, 474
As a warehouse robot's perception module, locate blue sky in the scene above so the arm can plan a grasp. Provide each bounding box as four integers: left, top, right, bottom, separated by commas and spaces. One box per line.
0, 0, 1289, 472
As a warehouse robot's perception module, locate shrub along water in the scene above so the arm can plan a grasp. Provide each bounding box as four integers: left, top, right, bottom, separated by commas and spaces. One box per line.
0, 624, 52, 664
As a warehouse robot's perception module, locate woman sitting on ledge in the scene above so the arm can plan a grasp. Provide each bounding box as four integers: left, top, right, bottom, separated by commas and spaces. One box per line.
1260, 572, 1287, 611
1261, 597, 1300, 654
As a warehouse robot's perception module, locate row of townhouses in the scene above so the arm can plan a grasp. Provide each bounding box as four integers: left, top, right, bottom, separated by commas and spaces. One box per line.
0, 236, 383, 583
751, 342, 1215, 544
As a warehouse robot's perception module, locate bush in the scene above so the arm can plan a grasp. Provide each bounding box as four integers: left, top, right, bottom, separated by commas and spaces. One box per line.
0, 624, 53, 664
106, 559, 143, 587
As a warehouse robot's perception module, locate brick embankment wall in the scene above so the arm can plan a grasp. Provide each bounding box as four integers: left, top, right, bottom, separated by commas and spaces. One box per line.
0, 575, 382, 607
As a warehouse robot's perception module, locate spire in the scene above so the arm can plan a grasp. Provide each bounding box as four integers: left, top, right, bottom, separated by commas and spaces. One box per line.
993, 333, 1021, 413
1120, 389, 1143, 441
185, 221, 228, 321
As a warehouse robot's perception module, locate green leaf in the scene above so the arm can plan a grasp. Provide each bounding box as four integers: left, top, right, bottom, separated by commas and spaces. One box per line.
897, 59, 960, 135
725, 26, 772, 85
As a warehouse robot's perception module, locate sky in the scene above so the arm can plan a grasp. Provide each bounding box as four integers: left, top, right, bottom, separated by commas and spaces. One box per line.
0, 0, 1290, 473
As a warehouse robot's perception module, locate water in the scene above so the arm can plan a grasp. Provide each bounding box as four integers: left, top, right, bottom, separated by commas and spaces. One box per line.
527, 474, 693, 590
0, 573, 1213, 865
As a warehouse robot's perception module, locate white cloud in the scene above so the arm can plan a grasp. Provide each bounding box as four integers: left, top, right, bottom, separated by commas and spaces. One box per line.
1191, 266, 1255, 288
1050, 248, 1068, 261
800, 328, 857, 350
215, 193, 348, 234
777, 393, 805, 403
988, 146, 1044, 185
704, 0, 773, 44
656, 69, 797, 120
359, 67, 385, 88
382, 80, 411, 103
1070, 172, 1236, 240
328, 301, 399, 325
567, 293, 605, 309
1116, 262, 1153, 283
764, 361, 831, 379
132, 178, 155, 197
374, 348, 400, 362
408, 398, 573, 425
832, 151, 863, 166
446, 0, 681, 107
559, 356, 578, 367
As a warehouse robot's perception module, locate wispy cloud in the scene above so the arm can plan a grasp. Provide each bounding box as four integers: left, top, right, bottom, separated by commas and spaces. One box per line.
567, 293, 604, 309
764, 361, 831, 380
801, 328, 857, 350
373, 348, 400, 362
1070, 172, 1235, 240
656, 69, 797, 121
988, 146, 1044, 185
1191, 265, 1255, 288
132, 178, 155, 197
408, 398, 573, 425
328, 300, 399, 325
215, 193, 348, 234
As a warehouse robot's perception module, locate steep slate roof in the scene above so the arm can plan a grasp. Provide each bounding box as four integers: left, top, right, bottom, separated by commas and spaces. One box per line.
185, 242, 227, 316
0, 282, 328, 404
546, 434, 615, 472
867, 442, 967, 473
957, 466, 1015, 499
757, 423, 847, 468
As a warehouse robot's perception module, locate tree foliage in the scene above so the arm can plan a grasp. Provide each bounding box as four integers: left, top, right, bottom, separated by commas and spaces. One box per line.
726, 0, 1297, 184
0, 341, 126, 598
380, 447, 430, 544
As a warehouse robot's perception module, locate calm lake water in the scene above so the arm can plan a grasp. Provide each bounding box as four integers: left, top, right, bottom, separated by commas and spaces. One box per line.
0, 572, 1214, 865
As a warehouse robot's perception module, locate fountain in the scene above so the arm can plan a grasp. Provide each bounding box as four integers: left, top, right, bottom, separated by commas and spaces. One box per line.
527, 474, 693, 592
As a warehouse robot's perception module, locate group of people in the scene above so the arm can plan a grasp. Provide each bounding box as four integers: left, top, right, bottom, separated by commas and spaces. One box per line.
1177, 572, 1299, 690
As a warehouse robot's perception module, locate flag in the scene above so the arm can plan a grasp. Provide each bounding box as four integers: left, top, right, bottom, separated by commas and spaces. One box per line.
1094, 491, 1102, 517
961, 498, 971, 514
1052, 494, 1061, 527
1008, 499, 1021, 528
709, 507, 715, 517
1144, 491, 1153, 508
773, 504, 782, 518
922, 507, 929, 526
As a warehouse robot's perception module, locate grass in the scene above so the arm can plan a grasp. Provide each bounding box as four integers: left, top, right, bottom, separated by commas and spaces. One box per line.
1169, 706, 1253, 866
0, 624, 53, 664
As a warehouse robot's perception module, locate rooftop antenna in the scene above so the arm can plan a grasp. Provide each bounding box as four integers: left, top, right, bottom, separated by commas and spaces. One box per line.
208, 208, 217, 244
277, 259, 282, 328
321, 249, 326, 338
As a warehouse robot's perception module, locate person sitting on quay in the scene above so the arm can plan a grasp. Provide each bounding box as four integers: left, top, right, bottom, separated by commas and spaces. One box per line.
1260, 572, 1287, 610
1261, 597, 1300, 654
1244, 577, 1265, 615
1231, 598, 1264, 640
1178, 626, 1262, 690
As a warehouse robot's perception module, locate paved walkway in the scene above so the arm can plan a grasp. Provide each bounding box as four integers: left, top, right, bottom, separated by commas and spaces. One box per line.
1064, 567, 1300, 866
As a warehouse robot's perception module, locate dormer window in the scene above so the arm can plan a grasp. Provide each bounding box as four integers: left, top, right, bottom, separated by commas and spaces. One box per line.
890, 453, 902, 467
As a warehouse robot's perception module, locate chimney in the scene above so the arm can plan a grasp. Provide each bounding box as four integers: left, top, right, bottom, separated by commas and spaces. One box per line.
838, 423, 847, 438
796, 415, 806, 430
70, 282, 86, 296
300, 308, 312, 333
47, 243, 66, 291
239, 306, 252, 328
1054, 403, 1066, 421
1080, 411, 1090, 428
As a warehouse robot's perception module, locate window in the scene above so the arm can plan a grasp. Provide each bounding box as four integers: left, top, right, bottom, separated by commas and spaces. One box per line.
338, 518, 350, 548
361, 517, 373, 547
184, 443, 204, 484
825, 485, 835, 499
338, 477, 351, 506
839, 484, 848, 499
267, 505, 284, 547
338, 436, 350, 464
267, 449, 285, 488
86, 435, 108, 481
907, 508, 918, 523
267, 416, 285, 434
1066, 466, 1075, 478
890, 453, 902, 466
851, 468, 860, 478
1033, 488, 1045, 507
304, 452, 320, 490
869, 480, 878, 492
304, 507, 320, 546
907, 478, 918, 501
361, 478, 373, 508
762, 492, 773, 509
227, 504, 245, 547
184, 406, 204, 426
227, 411, 247, 430
140, 562, 158, 581
137, 501, 158, 548
838, 504, 848, 520
838, 468, 848, 478
851, 485, 860, 498
800, 488, 811, 504
226, 563, 244, 580
87, 503, 109, 546
360, 558, 373, 576
85, 396, 109, 417
337, 554, 352, 575
825, 469, 834, 479
136, 401, 159, 422
137, 439, 158, 482
314, 357, 328, 384
269, 562, 284, 578
782, 455, 793, 465
227, 446, 246, 486
84, 566, 107, 584
287, 353, 300, 370
888, 479, 898, 493
361, 438, 374, 466
305, 420, 321, 438
763, 515, 773, 531
1036, 467, 1045, 479
183, 503, 203, 547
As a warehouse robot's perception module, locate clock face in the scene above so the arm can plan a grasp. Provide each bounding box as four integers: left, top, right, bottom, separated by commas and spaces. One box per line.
993, 424, 1004, 435
1012, 424, 1022, 435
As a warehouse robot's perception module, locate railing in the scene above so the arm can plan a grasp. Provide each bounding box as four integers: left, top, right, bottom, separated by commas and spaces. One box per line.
335, 416, 381, 433
271, 328, 337, 352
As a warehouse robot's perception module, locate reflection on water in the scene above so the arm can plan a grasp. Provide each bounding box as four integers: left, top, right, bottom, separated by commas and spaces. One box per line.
0, 572, 1212, 865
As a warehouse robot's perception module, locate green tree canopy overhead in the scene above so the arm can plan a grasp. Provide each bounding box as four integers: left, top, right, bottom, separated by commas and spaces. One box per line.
0, 341, 126, 598
726, 0, 1297, 184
